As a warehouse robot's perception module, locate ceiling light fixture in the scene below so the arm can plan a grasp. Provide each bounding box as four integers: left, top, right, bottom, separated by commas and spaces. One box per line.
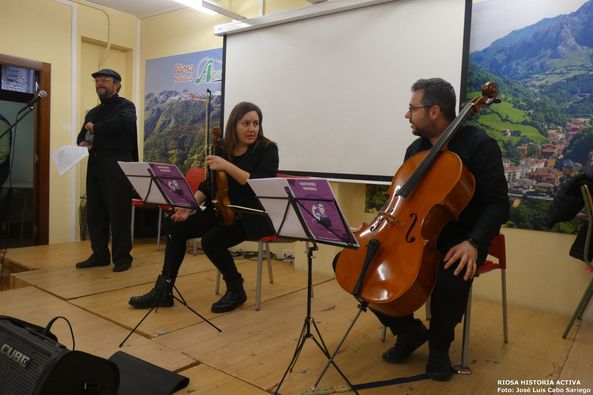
172, 0, 216, 16
172, 0, 246, 20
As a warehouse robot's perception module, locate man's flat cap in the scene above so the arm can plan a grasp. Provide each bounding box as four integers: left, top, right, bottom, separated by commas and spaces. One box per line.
91, 68, 121, 81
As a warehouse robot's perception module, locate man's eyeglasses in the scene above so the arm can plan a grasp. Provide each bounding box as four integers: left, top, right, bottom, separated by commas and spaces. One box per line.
94, 76, 114, 83
408, 104, 434, 113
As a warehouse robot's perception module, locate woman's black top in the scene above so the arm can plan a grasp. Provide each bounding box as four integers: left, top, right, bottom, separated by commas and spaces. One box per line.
199, 141, 279, 239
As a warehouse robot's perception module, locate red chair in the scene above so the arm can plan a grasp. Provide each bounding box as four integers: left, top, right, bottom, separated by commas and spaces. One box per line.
131, 168, 207, 251
380, 233, 509, 374
130, 197, 146, 242
157, 167, 207, 252
185, 167, 207, 194
176, 168, 207, 254
455, 233, 509, 373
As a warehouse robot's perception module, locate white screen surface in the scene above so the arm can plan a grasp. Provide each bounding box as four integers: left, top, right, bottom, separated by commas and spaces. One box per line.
223, 0, 468, 180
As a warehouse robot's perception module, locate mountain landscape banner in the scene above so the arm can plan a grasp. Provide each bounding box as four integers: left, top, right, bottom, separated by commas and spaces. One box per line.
144, 48, 223, 175
466, 0, 593, 233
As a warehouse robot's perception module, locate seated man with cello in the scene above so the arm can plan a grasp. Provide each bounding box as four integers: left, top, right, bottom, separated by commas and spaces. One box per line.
129, 101, 279, 313
334, 78, 509, 381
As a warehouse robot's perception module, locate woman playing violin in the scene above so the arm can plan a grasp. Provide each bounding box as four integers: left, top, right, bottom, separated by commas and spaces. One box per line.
335, 78, 509, 381
129, 101, 279, 313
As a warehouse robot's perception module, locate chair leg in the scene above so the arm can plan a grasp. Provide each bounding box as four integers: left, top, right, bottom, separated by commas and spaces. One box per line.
563, 277, 593, 338
381, 326, 388, 342
501, 269, 509, 343
156, 208, 162, 251
256, 241, 264, 311
265, 242, 274, 284
215, 270, 221, 295
130, 206, 135, 245
576, 280, 593, 319
455, 286, 473, 375
426, 295, 432, 321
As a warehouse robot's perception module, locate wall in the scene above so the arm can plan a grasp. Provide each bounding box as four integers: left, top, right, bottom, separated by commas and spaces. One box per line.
0, 0, 138, 243
1, 0, 72, 242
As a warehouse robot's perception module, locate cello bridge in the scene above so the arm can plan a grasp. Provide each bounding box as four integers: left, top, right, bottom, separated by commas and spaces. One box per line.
378, 211, 404, 227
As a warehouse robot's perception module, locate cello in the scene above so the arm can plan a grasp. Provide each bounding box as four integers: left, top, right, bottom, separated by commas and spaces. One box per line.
334, 82, 498, 317
204, 90, 235, 225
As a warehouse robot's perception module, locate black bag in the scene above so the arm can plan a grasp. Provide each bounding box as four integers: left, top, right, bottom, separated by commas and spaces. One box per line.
109, 351, 189, 395
0, 316, 119, 395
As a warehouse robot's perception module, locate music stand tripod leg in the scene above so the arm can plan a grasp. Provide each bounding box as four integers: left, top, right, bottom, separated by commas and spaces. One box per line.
311, 304, 365, 395
273, 245, 357, 395
171, 283, 222, 333
119, 297, 163, 347
311, 240, 381, 393
119, 278, 221, 347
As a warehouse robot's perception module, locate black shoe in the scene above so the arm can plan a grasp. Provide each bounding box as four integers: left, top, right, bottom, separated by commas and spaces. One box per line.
128, 275, 174, 309
113, 263, 131, 272
76, 256, 110, 269
211, 289, 247, 313
426, 349, 455, 381
382, 322, 428, 363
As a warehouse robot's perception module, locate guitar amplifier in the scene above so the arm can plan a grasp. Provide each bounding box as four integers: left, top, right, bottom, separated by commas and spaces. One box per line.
0, 317, 119, 395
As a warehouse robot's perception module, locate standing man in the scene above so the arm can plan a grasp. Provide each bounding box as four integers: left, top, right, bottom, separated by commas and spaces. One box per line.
76, 68, 138, 272
335, 78, 509, 381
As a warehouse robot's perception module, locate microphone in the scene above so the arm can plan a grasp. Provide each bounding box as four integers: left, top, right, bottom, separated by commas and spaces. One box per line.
18, 90, 47, 113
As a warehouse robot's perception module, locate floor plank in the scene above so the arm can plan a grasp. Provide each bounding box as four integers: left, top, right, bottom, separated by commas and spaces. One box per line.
155, 280, 580, 395
559, 320, 593, 390
0, 287, 195, 372
70, 259, 331, 338
176, 364, 268, 394
11, 252, 213, 299
2, 240, 592, 394
3, 239, 160, 271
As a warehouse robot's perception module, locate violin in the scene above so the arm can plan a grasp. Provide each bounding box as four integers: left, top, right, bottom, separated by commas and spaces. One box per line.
204, 89, 235, 225
208, 127, 235, 225
334, 82, 498, 317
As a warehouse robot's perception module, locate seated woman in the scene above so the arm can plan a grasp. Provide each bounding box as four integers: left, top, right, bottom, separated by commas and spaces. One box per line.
129, 101, 279, 313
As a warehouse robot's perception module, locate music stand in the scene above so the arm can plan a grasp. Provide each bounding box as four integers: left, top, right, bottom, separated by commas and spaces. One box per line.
118, 162, 199, 210
248, 177, 359, 395
117, 162, 221, 347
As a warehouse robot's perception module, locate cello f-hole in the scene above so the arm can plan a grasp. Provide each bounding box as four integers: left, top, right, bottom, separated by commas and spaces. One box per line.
405, 213, 418, 243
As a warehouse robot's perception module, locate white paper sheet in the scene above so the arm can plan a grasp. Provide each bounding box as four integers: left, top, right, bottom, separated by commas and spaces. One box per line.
51, 145, 89, 176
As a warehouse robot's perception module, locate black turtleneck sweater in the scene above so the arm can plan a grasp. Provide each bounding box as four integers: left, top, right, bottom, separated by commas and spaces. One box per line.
76, 94, 138, 161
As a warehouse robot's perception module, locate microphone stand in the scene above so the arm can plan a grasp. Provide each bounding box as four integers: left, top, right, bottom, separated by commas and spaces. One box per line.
0, 104, 37, 141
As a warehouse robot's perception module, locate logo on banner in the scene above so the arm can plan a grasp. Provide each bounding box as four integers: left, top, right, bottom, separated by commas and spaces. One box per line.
174, 63, 194, 82
195, 58, 222, 84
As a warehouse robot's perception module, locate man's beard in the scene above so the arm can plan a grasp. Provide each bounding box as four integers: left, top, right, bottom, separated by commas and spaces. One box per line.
96, 88, 109, 98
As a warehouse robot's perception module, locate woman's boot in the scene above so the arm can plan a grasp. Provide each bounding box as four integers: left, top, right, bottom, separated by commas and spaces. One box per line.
211, 277, 247, 313
128, 275, 174, 308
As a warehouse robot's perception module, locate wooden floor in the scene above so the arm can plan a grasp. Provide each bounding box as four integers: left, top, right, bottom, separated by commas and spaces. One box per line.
1, 239, 592, 394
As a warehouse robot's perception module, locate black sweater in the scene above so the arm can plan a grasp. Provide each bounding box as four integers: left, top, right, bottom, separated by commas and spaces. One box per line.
405, 125, 510, 263
76, 94, 138, 161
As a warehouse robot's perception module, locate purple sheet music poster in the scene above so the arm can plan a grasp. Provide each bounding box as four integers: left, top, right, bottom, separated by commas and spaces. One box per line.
149, 163, 198, 209
288, 179, 355, 246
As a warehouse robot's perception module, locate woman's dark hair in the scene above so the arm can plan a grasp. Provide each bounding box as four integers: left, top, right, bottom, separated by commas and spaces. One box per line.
223, 101, 271, 159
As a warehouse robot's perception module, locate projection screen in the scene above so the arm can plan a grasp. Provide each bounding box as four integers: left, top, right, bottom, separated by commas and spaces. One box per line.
221, 0, 470, 181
